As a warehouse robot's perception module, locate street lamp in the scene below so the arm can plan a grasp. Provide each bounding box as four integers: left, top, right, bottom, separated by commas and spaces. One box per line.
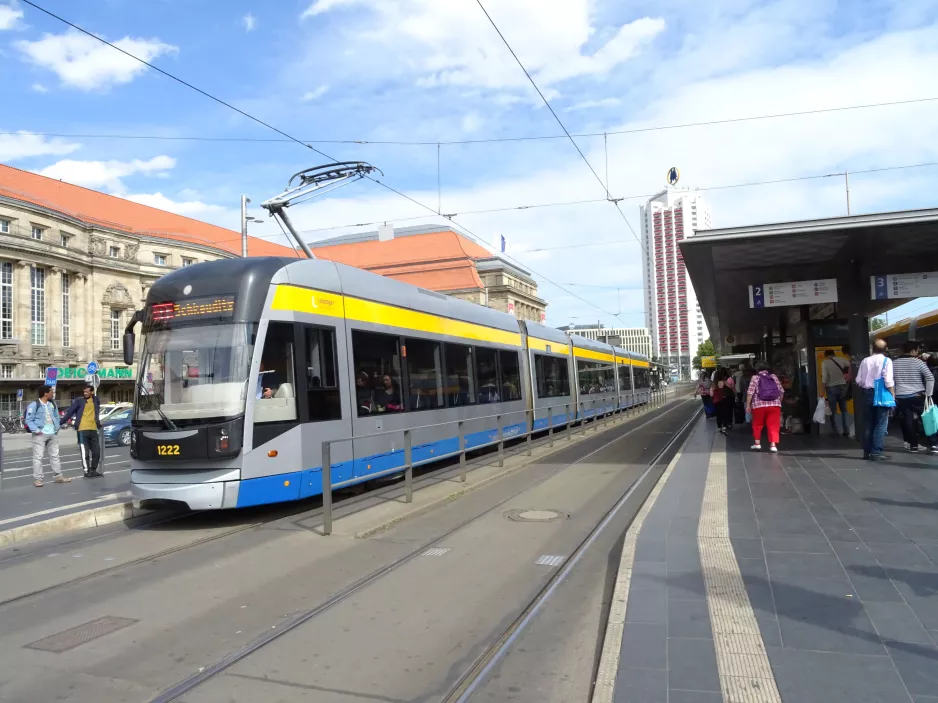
240, 196, 266, 258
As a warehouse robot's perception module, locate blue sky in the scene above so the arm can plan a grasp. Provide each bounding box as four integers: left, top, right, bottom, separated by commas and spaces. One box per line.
2, 0, 938, 328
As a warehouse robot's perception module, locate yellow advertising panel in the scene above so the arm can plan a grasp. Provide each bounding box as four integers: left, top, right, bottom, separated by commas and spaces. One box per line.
701, 356, 717, 369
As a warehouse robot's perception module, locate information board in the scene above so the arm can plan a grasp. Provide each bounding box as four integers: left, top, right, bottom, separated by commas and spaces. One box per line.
870, 272, 938, 300
749, 279, 838, 308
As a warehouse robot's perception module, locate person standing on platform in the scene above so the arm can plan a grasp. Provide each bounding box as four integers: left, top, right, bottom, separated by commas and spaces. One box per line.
745, 364, 784, 452
892, 342, 935, 454
61, 385, 103, 477
855, 338, 895, 461
25, 385, 71, 487
694, 371, 714, 418
712, 370, 736, 435
821, 349, 851, 437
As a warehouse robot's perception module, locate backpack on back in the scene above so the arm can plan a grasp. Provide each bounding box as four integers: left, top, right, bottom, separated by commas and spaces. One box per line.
756, 374, 780, 401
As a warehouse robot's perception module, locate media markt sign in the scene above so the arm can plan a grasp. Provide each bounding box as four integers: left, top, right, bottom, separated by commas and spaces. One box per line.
57, 366, 135, 380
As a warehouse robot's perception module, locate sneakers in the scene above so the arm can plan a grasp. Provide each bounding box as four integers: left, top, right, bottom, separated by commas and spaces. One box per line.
931, 447, 938, 455
770, 446, 778, 453
909, 446, 920, 453
751, 444, 761, 451
53, 475, 72, 483
34, 479, 43, 488
903, 442, 911, 450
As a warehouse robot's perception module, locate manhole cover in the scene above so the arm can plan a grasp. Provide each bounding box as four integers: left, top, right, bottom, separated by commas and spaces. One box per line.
505, 509, 570, 523
25, 616, 138, 653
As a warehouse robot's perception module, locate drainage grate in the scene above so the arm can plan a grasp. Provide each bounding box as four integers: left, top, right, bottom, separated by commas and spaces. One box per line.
505, 509, 570, 523
422, 547, 451, 557
535, 555, 566, 567
25, 616, 138, 653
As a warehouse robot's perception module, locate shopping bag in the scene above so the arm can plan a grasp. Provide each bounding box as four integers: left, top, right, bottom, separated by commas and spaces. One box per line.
813, 399, 827, 425
873, 358, 896, 408
923, 398, 938, 437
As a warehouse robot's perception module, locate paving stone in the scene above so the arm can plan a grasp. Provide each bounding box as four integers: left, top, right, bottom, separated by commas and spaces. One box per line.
726, 520, 761, 538
667, 691, 722, 703
767, 648, 909, 703
667, 638, 720, 693
868, 543, 933, 569
863, 602, 933, 644
630, 560, 668, 590
772, 577, 885, 654
884, 641, 938, 696
666, 538, 701, 566
843, 565, 906, 603
821, 524, 862, 542
755, 613, 783, 647
831, 541, 878, 565
766, 551, 847, 580
757, 517, 825, 537
619, 623, 667, 669
667, 599, 713, 639
729, 537, 764, 559
749, 483, 800, 499
762, 536, 835, 557
885, 568, 938, 629
613, 667, 666, 703
667, 567, 707, 601
668, 517, 701, 537
635, 537, 667, 563
626, 588, 667, 624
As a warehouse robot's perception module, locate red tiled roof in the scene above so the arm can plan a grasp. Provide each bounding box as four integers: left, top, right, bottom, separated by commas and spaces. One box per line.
0, 163, 296, 257
312, 230, 491, 292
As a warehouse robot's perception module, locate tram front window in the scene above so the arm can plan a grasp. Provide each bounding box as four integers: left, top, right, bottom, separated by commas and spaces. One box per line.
136, 323, 254, 425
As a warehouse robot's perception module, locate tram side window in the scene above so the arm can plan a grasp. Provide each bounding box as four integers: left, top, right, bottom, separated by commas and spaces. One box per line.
305, 327, 341, 421
476, 347, 500, 404
534, 354, 570, 398
634, 368, 649, 389
500, 350, 522, 401
255, 321, 298, 424
444, 343, 476, 407
619, 365, 632, 391
577, 359, 613, 394
406, 338, 444, 411
352, 331, 403, 416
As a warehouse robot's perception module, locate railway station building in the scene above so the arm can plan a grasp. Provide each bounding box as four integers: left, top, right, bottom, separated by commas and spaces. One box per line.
680, 207, 938, 440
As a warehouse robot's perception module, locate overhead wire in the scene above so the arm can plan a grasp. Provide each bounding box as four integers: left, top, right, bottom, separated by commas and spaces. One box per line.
6, 96, 938, 146
17, 0, 633, 325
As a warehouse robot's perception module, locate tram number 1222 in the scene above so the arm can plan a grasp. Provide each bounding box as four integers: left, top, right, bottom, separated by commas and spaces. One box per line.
157, 444, 181, 456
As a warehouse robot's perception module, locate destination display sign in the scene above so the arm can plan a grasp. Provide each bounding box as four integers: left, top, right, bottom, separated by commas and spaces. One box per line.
870, 272, 938, 300
749, 279, 838, 309
147, 295, 236, 326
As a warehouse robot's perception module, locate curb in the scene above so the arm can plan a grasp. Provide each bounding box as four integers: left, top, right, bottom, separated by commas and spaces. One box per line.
0, 500, 163, 548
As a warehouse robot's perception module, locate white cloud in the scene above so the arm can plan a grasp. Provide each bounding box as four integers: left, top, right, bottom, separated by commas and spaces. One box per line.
0, 4, 23, 30
242, 13, 256, 32
122, 192, 226, 217
567, 97, 622, 111
301, 0, 664, 91
16, 30, 178, 91
38, 155, 176, 193
0, 131, 81, 161
31, 83, 48, 93
301, 85, 329, 102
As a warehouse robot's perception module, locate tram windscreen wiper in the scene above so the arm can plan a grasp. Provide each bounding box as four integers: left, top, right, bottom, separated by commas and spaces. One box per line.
137, 381, 179, 431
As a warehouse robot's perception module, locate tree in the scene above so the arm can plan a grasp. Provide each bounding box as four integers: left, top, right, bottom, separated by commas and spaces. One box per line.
692, 339, 716, 370
870, 316, 887, 332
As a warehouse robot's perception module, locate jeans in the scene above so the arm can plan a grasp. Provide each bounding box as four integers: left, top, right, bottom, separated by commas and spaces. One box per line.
861, 388, 890, 457
32, 432, 62, 481
77, 429, 101, 474
825, 384, 849, 434
895, 394, 934, 449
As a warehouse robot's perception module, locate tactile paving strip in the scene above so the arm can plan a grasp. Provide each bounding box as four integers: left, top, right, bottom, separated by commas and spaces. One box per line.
592, 425, 692, 703
699, 438, 782, 703
25, 616, 138, 653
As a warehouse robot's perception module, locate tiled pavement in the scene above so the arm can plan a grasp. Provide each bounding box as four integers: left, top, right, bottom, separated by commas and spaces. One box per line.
614, 417, 938, 703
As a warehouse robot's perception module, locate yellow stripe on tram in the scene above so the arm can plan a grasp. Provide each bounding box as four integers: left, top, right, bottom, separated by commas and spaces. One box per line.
573, 347, 617, 364
527, 337, 570, 355
271, 285, 522, 347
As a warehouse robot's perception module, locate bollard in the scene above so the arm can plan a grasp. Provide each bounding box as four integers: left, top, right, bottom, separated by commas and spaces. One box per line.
404, 429, 413, 503
548, 406, 554, 447
458, 420, 466, 483
322, 441, 333, 535
496, 415, 504, 467
525, 410, 532, 456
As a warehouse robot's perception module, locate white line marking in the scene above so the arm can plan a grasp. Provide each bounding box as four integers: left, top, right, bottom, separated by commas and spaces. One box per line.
699, 434, 781, 702
0, 492, 130, 527
421, 547, 451, 557
534, 555, 565, 567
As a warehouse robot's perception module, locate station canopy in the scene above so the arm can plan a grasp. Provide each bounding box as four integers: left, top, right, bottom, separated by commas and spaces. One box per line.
679, 208, 938, 347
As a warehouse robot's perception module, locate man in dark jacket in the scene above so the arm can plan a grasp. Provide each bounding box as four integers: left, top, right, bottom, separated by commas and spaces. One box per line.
61, 385, 103, 478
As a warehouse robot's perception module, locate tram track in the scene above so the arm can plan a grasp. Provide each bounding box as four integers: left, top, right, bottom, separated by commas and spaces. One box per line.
0, 399, 683, 611
146, 398, 697, 703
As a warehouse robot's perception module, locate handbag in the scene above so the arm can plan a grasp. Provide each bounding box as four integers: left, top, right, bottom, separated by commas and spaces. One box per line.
873, 358, 896, 408
923, 397, 938, 437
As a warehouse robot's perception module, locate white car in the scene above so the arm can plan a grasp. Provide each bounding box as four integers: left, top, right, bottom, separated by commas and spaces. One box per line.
99, 403, 132, 421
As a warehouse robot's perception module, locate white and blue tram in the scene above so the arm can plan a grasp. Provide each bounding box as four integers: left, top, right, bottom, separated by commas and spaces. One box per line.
124, 257, 651, 510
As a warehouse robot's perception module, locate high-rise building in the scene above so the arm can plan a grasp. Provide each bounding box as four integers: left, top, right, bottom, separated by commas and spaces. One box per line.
556, 323, 652, 359
641, 188, 713, 379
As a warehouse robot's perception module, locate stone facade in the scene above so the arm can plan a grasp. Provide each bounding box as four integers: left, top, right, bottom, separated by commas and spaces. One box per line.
0, 197, 230, 411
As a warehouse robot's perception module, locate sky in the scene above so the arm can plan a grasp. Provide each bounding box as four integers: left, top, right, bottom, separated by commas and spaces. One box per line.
1, 0, 938, 329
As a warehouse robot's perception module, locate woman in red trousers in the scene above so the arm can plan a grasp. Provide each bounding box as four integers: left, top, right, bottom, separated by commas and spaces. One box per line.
745, 364, 785, 453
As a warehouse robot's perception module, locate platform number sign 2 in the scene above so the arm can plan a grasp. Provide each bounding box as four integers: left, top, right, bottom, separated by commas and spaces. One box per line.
750, 284, 766, 309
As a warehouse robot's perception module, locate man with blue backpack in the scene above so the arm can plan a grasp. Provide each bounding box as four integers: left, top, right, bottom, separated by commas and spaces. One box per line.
25, 385, 72, 487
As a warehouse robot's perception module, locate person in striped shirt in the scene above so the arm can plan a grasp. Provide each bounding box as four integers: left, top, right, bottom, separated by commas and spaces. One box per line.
892, 341, 936, 454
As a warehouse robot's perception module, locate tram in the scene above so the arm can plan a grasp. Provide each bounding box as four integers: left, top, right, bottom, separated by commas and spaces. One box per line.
124, 257, 651, 510
873, 308, 938, 353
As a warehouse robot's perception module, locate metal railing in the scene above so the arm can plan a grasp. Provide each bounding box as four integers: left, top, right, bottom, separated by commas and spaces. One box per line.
319, 387, 675, 534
